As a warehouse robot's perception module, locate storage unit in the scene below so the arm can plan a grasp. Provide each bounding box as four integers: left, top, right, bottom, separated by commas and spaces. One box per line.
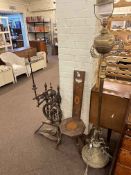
26, 16, 51, 45
0, 17, 12, 51
106, 55, 131, 82
113, 97, 131, 175
29, 40, 47, 53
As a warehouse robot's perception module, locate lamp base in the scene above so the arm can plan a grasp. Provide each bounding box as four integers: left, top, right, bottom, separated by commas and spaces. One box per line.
82, 128, 110, 169
82, 143, 109, 168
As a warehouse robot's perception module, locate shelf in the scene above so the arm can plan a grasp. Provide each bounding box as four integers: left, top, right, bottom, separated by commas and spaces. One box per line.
27, 16, 51, 43
0, 44, 12, 49
0, 16, 12, 50
0, 31, 10, 34
27, 21, 50, 24
28, 31, 49, 33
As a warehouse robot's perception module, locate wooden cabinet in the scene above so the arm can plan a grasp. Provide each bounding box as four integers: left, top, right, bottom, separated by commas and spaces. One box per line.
29, 40, 47, 53
113, 97, 131, 175
121, 136, 131, 151
26, 16, 51, 44
89, 81, 130, 133
115, 163, 131, 175
13, 47, 37, 58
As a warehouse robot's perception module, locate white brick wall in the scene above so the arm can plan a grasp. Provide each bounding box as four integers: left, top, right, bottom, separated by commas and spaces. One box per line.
57, 0, 98, 133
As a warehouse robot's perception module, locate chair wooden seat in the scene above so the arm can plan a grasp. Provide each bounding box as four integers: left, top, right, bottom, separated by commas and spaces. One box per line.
60, 118, 85, 137
57, 71, 86, 150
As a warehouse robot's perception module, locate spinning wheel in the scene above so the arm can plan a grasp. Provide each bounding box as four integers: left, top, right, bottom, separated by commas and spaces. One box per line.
28, 57, 62, 145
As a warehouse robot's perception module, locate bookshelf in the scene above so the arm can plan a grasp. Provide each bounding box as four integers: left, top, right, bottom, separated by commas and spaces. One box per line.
0, 17, 13, 51
26, 16, 51, 45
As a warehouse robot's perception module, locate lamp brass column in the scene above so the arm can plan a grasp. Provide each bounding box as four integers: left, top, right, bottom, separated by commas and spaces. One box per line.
82, 0, 115, 169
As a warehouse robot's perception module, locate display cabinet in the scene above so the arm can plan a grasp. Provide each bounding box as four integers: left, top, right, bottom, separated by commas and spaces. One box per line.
26, 16, 51, 45
0, 17, 13, 51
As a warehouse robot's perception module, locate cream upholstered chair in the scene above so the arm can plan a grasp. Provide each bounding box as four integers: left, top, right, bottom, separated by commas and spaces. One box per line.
26, 51, 47, 73
0, 65, 15, 87
0, 52, 29, 82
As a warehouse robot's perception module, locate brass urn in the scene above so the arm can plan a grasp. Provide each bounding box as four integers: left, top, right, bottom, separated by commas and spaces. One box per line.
82, 142, 110, 169
94, 27, 115, 54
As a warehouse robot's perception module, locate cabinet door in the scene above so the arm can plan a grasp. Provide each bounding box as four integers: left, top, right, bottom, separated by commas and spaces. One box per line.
115, 163, 131, 175
122, 136, 131, 151
118, 149, 131, 167
90, 92, 129, 132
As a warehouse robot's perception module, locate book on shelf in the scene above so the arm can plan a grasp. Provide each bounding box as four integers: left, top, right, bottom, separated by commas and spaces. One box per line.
26, 16, 50, 23
28, 25, 49, 33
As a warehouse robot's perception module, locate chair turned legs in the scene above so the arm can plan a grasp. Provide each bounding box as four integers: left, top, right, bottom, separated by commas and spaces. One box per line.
56, 130, 63, 149
74, 135, 84, 154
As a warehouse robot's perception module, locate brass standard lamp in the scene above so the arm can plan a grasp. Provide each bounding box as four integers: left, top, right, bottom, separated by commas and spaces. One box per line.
82, 0, 115, 169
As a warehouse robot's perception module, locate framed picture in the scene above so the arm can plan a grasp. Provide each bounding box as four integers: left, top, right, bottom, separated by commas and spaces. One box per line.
111, 21, 125, 30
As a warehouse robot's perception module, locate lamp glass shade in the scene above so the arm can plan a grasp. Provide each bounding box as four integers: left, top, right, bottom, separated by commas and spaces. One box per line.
95, 0, 114, 19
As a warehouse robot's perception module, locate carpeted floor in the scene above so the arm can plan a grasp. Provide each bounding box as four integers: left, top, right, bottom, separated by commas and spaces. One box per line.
0, 55, 119, 175
0, 56, 85, 175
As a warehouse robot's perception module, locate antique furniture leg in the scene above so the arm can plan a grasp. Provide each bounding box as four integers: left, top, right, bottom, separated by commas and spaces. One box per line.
84, 168, 88, 175
56, 127, 62, 148
107, 128, 112, 144
74, 135, 85, 154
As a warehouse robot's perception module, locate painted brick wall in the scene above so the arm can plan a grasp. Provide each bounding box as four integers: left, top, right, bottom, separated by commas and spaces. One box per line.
56, 0, 98, 133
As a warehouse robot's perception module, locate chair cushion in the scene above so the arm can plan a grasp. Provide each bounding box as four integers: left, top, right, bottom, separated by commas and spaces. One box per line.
0, 65, 11, 72
60, 118, 85, 137
25, 56, 43, 65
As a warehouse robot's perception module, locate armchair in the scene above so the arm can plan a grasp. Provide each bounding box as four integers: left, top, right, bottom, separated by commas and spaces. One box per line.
0, 65, 15, 87
0, 52, 29, 82
26, 51, 47, 73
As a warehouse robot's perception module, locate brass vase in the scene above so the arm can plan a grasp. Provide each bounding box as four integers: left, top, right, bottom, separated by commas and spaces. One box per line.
94, 27, 115, 54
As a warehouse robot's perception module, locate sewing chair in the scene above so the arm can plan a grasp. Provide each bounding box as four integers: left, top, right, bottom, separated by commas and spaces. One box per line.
58, 70, 86, 151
